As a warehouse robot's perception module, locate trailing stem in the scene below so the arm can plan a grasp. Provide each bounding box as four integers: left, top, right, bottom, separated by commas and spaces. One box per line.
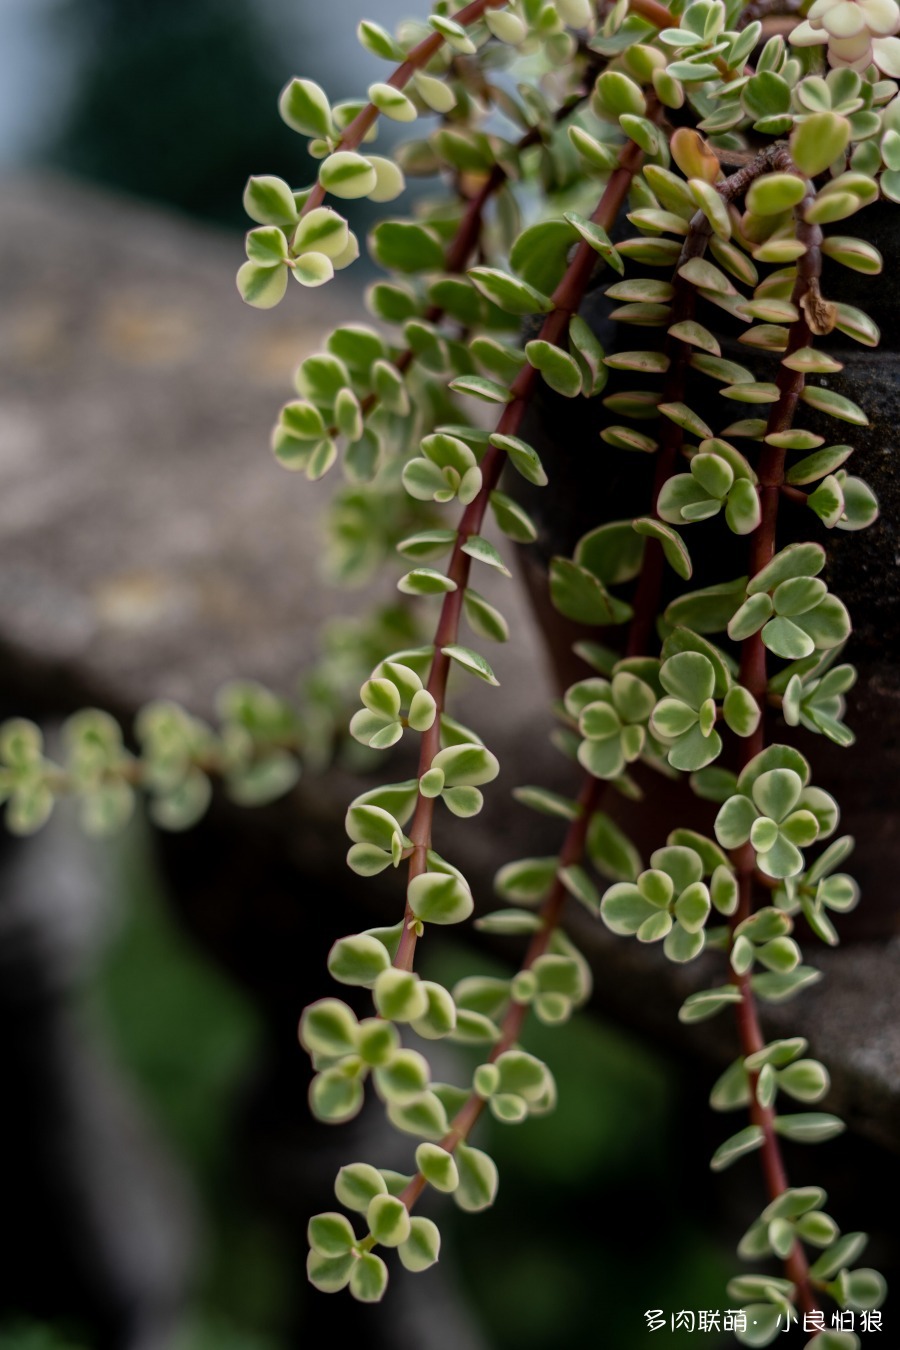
392, 135, 648, 972
392, 153, 789, 1203
629, 145, 797, 653
327, 103, 589, 438
730, 179, 825, 1321
299, 0, 509, 221
394, 183, 734, 1211
397, 409, 684, 1215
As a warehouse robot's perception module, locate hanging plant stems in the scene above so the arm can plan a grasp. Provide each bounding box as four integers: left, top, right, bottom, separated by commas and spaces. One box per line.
393, 132, 648, 973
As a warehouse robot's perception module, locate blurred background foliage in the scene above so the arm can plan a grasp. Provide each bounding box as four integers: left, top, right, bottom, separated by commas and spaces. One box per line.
0, 2, 734, 1346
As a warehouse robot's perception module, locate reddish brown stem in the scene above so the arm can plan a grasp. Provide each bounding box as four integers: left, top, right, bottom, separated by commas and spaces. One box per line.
399, 769, 606, 1210
330, 121, 550, 436
730, 181, 823, 1320
392, 134, 647, 972
626, 210, 714, 655
396, 166, 740, 1212
298, 0, 508, 222
398, 164, 759, 1205
630, 0, 676, 27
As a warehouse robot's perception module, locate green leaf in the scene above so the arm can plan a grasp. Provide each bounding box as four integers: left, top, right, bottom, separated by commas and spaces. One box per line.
837, 473, 879, 530
429, 12, 476, 52
295, 352, 349, 405
367, 1193, 411, 1247
778, 1058, 830, 1103
593, 70, 647, 119
791, 111, 851, 178
346, 802, 406, 851
299, 998, 358, 1058
397, 529, 456, 562
368, 81, 417, 123
236, 261, 288, 309
386, 1091, 449, 1141
763, 616, 816, 660
752, 965, 822, 1002
564, 211, 625, 273
633, 518, 692, 579
454, 1144, 499, 1212
410, 981, 457, 1040
468, 267, 554, 316
518, 788, 580, 815
358, 18, 401, 59
335, 1163, 388, 1213
460, 535, 511, 576
476, 909, 544, 937
243, 175, 298, 227
150, 770, 212, 831
710, 1124, 765, 1171
373, 972, 429, 1025
415, 1142, 459, 1196
309, 1069, 364, 1124
495, 1049, 551, 1101
560, 865, 601, 915
367, 280, 419, 323
319, 152, 378, 200
710, 1058, 751, 1112
723, 686, 761, 738
371, 220, 445, 273
356, 1018, 400, 1067
550, 559, 631, 626
679, 257, 736, 294
746, 172, 807, 216
605, 350, 670, 375
495, 857, 557, 905
279, 77, 332, 138
810, 1233, 869, 1281
748, 542, 826, 595
525, 339, 583, 397
431, 743, 499, 788
398, 568, 457, 597
490, 432, 548, 486
398, 1217, 441, 1272
658, 402, 714, 439
600, 882, 659, 935
689, 178, 730, 239
246, 226, 289, 269
464, 589, 509, 643
408, 871, 474, 925
576, 522, 645, 587
840, 1267, 887, 1310
773, 1112, 845, 1144
413, 70, 456, 114
471, 335, 524, 380
734, 1304, 784, 1347
510, 219, 579, 293
666, 578, 746, 634
442, 644, 499, 685
490, 491, 537, 544
799, 384, 868, 426
726, 477, 762, 535
569, 314, 609, 396
308, 1211, 356, 1258
349, 1251, 388, 1303
307, 1249, 353, 1293
327, 933, 391, 987
293, 207, 350, 259
449, 375, 513, 404
679, 984, 743, 1023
